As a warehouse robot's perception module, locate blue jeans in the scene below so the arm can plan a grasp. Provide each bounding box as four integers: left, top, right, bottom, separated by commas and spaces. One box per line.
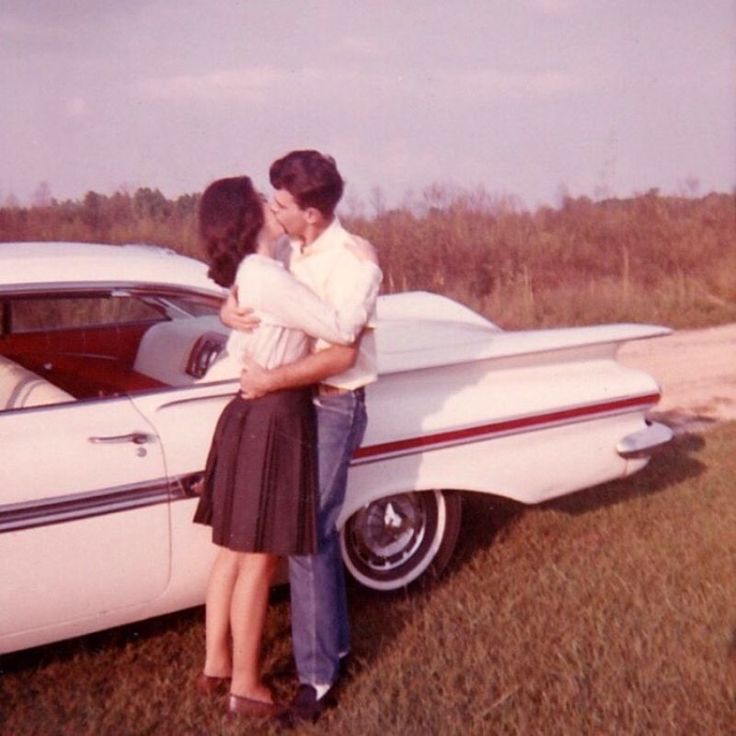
289, 388, 367, 688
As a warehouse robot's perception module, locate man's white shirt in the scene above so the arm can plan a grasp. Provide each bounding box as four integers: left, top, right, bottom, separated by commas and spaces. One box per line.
282, 218, 382, 390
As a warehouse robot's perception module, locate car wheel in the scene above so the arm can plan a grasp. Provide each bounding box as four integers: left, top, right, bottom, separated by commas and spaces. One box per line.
340, 490, 462, 592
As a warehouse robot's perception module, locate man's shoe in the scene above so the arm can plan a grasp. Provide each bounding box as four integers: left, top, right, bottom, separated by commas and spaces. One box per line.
338, 653, 351, 679
277, 684, 333, 728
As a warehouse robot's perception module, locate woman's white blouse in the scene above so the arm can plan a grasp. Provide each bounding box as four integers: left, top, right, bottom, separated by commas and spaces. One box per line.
205, 253, 381, 379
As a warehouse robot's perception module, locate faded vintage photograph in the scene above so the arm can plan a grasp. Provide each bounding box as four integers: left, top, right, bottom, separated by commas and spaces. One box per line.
1, 2, 734, 734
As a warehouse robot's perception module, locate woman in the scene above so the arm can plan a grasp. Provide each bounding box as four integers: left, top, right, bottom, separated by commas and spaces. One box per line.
192, 176, 380, 718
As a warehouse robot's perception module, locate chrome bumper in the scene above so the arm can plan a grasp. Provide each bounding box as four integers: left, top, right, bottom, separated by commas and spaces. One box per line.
616, 421, 673, 459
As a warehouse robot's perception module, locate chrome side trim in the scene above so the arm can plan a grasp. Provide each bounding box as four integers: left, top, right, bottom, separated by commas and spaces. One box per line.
1, 409, 671, 535
352, 392, 661, 466
0, 479, 172, 534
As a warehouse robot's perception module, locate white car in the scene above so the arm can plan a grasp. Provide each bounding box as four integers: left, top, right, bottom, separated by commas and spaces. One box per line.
0, 242, 672, 654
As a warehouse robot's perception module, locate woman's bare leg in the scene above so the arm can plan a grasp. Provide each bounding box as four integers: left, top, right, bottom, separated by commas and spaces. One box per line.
229, 552, 279, 701
203, 547, 239, 677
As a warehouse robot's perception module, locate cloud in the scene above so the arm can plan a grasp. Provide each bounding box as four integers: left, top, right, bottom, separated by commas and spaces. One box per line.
134, 66, 291, 102
1, 2, 148, 27
132, 63, 395, 108
331, 35, 384, 60
435, 67, 584, 100
130, 61, 584, 124
0, 14, 57, 38
521, 0, 581, 14
64, 97, 87, 118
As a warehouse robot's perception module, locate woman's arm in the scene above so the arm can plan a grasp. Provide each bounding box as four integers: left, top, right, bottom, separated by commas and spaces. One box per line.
245, 257, 382, 345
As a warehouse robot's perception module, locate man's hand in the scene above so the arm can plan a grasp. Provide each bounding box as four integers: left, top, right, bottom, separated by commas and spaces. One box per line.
238, 342, 360, 398
220, 287, 261, 332
239, 356, 273, 399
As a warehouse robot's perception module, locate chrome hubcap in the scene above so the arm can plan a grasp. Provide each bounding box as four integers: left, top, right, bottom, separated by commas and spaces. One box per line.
348, 494, 427, 572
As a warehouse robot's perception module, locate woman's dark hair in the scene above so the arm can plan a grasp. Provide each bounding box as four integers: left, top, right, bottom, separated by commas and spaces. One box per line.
269, 150, 344, 217
199, 176, 264, 287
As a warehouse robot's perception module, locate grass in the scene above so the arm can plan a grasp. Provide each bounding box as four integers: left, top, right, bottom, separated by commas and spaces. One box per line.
2, 424, 734, 735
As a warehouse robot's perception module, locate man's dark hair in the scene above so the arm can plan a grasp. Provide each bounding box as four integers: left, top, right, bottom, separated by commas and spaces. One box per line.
199, 176, 263, 288
269, 150, 344, 217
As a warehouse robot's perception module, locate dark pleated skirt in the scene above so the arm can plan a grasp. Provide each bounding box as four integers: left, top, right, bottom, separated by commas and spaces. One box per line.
193, 388, 317, 555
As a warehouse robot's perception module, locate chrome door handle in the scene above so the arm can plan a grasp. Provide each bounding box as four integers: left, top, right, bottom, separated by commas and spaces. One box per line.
88, 432, 153, 445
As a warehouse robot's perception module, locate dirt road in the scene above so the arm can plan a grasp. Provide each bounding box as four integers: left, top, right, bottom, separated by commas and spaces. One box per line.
619, 322, 736, 433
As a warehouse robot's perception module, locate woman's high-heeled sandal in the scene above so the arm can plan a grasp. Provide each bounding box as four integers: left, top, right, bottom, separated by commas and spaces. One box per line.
196, 673, 230, 697
227, 692, 279, 718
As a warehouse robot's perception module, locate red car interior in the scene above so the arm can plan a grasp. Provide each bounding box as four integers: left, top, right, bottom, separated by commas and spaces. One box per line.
1, 321, 166, 399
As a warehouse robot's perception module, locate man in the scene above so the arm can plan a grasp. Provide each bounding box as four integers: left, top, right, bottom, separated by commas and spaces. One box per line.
221, 150, 381, 726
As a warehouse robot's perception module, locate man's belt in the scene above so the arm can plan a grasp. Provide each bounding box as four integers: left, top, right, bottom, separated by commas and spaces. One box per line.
316, 383, 352, 397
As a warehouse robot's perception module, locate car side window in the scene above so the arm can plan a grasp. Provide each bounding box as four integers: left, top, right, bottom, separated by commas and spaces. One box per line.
10, 296, 162, 332
0, 289, 227, 413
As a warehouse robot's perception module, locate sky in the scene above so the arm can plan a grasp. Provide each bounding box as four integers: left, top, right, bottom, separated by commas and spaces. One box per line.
1, 1, 734, 210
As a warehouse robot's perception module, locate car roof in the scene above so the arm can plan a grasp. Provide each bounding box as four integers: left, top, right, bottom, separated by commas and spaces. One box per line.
0, 241, 219, 293
0, 242, 670, 375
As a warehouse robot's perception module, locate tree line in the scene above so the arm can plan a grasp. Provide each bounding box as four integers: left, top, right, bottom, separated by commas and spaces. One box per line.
1, 186, 734, 329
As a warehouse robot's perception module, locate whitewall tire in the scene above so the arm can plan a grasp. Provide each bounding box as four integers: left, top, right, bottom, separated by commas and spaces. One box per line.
340, 490, 462, 592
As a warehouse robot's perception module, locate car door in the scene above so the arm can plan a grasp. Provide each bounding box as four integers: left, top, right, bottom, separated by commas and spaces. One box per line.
127, 380, 239, 602
0, 290, 173, 651
0, 397, 170, 642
